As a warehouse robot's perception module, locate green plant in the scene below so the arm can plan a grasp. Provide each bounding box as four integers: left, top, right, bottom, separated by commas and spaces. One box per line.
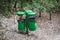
0, 0, 60, 18
44, 0, 58, 20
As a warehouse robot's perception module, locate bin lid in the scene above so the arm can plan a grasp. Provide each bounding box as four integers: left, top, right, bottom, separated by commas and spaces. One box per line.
27, 12, 35, 15
16, 11, 25, 16
25, 10, 33, 13
25, 10, 36, 15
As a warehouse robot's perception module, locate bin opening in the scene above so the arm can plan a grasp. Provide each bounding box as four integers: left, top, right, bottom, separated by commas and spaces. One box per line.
28, 16, 36, 21
18, 19, 25, 22
28, 16, 35, 19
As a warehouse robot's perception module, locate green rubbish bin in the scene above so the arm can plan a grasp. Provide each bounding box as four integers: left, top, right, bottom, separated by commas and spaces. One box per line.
18, 19, 25, 31
28, 16, 36, 31
25, 10, 36, 31
16, 11, 25, 31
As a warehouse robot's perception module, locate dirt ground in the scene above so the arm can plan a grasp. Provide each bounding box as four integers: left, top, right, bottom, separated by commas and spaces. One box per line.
0, 12, 60, 40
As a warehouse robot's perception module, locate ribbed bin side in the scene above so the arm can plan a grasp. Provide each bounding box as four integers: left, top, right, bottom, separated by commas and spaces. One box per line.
28, 21, 36, 31
18, 20, 25, 31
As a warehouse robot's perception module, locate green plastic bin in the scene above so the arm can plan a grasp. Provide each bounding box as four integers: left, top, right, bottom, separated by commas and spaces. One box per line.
28, 16, 36, 31
18, 19, 25, 31
25, 10, 36, 31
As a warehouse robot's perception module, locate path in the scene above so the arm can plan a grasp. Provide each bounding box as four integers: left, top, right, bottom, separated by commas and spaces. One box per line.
0, 13, 60, 40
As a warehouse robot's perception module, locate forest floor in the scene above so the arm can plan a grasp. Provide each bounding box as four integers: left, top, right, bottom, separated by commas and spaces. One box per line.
0, 12, 60, 40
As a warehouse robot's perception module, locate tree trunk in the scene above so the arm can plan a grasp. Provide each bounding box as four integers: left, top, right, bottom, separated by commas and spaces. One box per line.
14, 0, 17, 11
20, 0, 24, 11
39, 12, 41, 17
49, 13, 51, 20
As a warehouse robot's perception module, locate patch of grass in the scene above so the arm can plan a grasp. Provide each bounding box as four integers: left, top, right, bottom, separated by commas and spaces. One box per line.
2, 12, 12, 18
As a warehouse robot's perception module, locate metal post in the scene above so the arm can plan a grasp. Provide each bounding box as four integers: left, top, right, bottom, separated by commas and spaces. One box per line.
26, 27, 29, 35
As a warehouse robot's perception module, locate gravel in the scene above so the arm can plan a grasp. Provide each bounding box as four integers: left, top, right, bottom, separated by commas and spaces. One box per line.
0, 13, 60, 40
